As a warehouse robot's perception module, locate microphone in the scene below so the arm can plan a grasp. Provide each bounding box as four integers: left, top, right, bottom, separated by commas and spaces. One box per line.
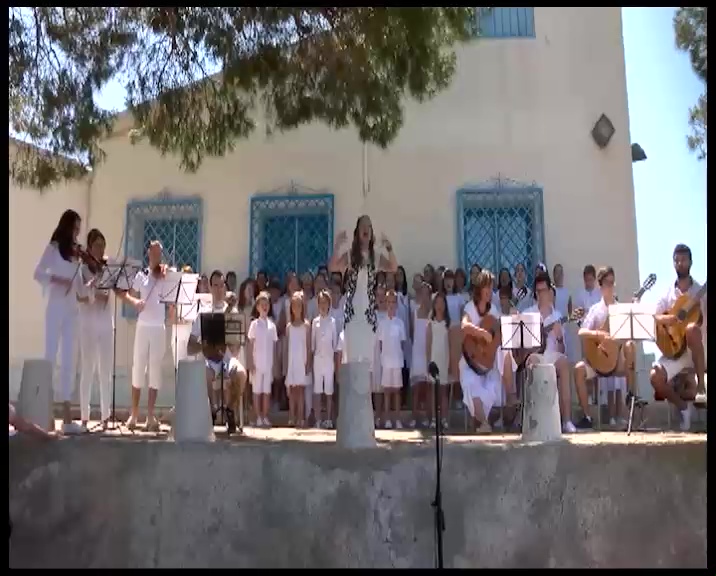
428, 361, 440, 380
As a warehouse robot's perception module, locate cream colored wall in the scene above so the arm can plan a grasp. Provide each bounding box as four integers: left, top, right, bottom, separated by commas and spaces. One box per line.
10, 8, 640, 406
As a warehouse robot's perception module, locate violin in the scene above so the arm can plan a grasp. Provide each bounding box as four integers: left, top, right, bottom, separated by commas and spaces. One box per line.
72, 243, 107, 275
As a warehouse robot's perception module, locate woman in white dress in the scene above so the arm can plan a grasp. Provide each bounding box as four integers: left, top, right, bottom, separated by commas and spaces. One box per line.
328, 215, 397, 381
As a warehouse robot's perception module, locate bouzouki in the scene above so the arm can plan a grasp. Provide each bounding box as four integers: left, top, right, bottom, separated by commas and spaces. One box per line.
463, 286, 527, 375
655, 280, 707, 360
583, 273, 657, 377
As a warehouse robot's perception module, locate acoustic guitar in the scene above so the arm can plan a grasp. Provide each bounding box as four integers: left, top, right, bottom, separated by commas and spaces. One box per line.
583, 273, 657, 377
463, 286, 527, 375
655, 280, 707, 360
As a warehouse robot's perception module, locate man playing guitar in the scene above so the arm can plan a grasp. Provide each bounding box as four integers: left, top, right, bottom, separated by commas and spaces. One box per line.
187, 270, 248, 434
650, 244, 707, 431
460, 269, 518, 433
573, 266, 637, 430
523, 271, 578, 433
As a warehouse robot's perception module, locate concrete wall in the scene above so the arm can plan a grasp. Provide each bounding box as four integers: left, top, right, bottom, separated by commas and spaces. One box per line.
9, 436, 706, 568
9, 7, 640, 406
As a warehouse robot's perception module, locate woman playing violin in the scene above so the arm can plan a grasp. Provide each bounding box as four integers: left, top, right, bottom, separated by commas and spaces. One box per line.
76, 229, 113, 431
117, 239, 168, 431
33, 209, 85, 435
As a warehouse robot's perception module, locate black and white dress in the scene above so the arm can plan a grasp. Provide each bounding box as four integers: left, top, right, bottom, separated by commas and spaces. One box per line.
342, 253, 377, 364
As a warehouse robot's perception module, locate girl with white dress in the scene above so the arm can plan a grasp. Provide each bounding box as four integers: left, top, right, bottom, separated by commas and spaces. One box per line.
77, 228, 113, 431
33, 209, 85, 435
427, 292, 450, 430
442, 270, 465, 389
284, 291, 310, 427
410, 282, 432, 428
395, 266, 412, 397
247, 291, 278, 428
372, 284, 389, 425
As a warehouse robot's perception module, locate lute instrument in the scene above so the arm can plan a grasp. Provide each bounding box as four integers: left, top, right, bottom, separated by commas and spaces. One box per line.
655, 280, 707, 360
463, 286, 527, 375
583, 273, 656, 377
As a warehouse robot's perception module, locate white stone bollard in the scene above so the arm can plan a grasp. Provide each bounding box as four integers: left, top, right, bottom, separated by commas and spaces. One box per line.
18, 359, 54, 432
336, 361, 376, 449
173, 359, 214, 443
522, 363, 562, 443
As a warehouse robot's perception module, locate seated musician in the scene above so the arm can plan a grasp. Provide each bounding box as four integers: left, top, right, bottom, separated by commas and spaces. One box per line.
573, 266, 637, 430
650, 244, 707, 431
523, 271, 577, 434
187, 270, 247, 433
460, 269, 518, 433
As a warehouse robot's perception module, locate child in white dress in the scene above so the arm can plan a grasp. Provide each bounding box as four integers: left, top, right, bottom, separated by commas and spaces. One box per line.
372, 284, 389, 426
284, 291, 310, 427
427, 292, 450, 430
247, 291, 278, 428
410, 282, 432, 428
312, 290, 337, 429
378, 289, 407, 429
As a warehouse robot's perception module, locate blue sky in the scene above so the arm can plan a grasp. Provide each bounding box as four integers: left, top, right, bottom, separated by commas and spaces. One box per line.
622, 7, 707, 353
94, 9, 706, 311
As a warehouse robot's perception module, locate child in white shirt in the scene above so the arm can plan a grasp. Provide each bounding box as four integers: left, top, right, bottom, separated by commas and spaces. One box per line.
312, 289, 337, 429
247, 291, 278, 428
427, 292, 450, 430
372, 284, 389, 426
284, 291, 310, 427
379, 289, 407, 428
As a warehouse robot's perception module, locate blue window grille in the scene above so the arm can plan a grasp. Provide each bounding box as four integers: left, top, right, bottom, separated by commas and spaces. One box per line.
249, 191, 334, 281
457, 177, 545, 288
476, 7, 535, 38
123, 195, 203, 318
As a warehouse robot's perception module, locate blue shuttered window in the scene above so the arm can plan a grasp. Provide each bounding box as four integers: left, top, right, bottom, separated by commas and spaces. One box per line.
477, 7, 535, 39
457, 179, 545, 288
250, 194, 334, 280
123, 197, 203, 318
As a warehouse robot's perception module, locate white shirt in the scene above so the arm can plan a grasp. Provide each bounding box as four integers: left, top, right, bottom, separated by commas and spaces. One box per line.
312, 314, 337, 360
446, 293, 464, 328
377, 316, 406, 369
330, 304, 345, 336
79, 263, 114, 328
33, 242, 82, 304
581, 299, 610, 331
132, 269, 166, 327
574, 287, 601, 314
655, 279, 704, 315
525, 303, 562, 355
248, 316, 278, 373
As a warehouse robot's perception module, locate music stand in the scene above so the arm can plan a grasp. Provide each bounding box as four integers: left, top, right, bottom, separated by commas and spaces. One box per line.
608, 303, 655, 435
200, 312, 233, 434
160, 272, 200, 403
95, 257, 143, 432
501, 312, 542, 430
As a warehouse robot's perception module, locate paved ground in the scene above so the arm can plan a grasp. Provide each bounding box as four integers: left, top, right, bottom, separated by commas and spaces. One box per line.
18, 418, 706, 449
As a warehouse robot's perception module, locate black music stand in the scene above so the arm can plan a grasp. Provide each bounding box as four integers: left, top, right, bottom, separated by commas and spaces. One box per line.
500, 313, 543, 431
608, 303, 654, 435
95, 257, 143, 433
200, 312, 234, 435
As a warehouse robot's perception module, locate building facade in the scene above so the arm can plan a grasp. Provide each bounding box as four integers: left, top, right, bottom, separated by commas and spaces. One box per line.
10, 7, 644, 406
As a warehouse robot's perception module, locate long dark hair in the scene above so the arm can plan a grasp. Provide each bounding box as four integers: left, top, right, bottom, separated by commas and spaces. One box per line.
349, 215, 375, 269
497, 267, 513, 294
396, 265, 408, 296
50, 209, 81, 262
431, 291, 450, 328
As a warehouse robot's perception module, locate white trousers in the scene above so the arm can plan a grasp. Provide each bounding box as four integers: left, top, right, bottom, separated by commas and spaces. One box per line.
45, 298, 78, 403
79, 318, 113, 421
132, 323, 166, 390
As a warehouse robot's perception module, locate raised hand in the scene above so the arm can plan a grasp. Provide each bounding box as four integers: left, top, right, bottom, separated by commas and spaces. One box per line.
335, 230, 348, 246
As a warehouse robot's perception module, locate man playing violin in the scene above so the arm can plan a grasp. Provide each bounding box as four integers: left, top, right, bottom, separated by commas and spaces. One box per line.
573, 266, 637, 430
523, 271, 577, 433
117, 240, 168, 431
460, 269, 518, 433
650, 244, 707, 431
187, 270, 248, 434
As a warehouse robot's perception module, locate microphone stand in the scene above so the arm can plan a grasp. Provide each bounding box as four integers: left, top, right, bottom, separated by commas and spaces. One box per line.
429, 362, 445, 569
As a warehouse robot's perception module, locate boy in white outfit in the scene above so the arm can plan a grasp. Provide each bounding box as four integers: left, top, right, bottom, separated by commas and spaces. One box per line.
312, 290, 337, 429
